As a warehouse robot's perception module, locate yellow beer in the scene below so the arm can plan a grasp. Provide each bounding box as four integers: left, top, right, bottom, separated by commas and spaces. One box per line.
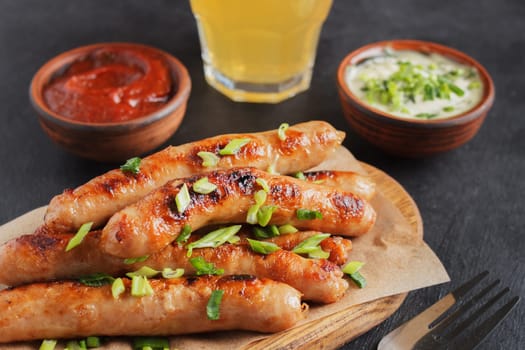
190, 0, 333, 103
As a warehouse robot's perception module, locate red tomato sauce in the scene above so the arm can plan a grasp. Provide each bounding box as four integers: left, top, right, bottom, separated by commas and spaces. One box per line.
43, 47, 172, 123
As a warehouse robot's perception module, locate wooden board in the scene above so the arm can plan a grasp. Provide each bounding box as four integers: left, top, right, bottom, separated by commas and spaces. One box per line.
246, 163, 421, 349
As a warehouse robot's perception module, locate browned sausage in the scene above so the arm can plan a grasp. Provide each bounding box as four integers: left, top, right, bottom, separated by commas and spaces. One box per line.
101, 167, 376, 258
0, 275, 306, 343
44, 121, 345, 232
302, 170, 376, 201
0, 231, 348, 303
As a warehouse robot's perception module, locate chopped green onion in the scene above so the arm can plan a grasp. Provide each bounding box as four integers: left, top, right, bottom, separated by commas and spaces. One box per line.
40, 340, 58, 350
132, 337, 170, 350
247, 238, 281, 254
120, 157, 141, 174
111, 278, 125, 299
268, 224, 280, 236
292, 233, 330, 255
86, 336, 101, 348
161, 267, 185, 279
130, 276, 154, 297
126, 266, 160, 278
342, 261, 367, 288
207, 290, 224, 320
307, 246, 330, 259
449, 83, 465, 96
246, 204, 260, 224
197, 151, 220, 167
192, 177, 217, 194
254, 190, 267, 206
255, 178, 270, 192
65, 340, 86, 350
227, 235, 240, 244
175, 183, 191, 213
296, 208, 322, 220
175, 224, 192, 244
186, 225, 242, 257
218, 138, 251, 155
443, 106, 455, 112
415, 113, 438, 119
277, 123, 289, 141
294, 171, 306, 180
65, 222, 93, 252
252, 226, 278, 239
278, 224, 298, 234
257, 205, 277, 227
78, 273, 115, 287
123, 255, 149, 264
468, 80, 482, 89
189, 257, 224, 275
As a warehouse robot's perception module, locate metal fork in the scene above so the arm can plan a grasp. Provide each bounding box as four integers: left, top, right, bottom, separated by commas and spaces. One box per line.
378, 271, 520, 350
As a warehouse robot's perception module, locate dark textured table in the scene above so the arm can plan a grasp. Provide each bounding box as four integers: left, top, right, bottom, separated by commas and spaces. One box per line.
1, 1, 523, 349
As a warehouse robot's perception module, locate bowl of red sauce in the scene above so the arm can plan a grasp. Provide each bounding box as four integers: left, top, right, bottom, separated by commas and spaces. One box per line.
30, 42, 191, 162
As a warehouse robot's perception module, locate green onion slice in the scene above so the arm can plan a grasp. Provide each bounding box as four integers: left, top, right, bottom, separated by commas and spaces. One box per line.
255, 178, 270, 192
207, 290, 224, 320
292, 233, 331, 255
278, 224, 298, 234
253, 226, 275, 239
65, 340, 85, 350
161, 267, 185, 279
257, 205, 277, 227
189, 256, 224, 275
186, 225, 242, 257
111, 278, 125, 299
132, 337, 170, 350
123, 255, 149, 264
294, 171, 306, 180
307, 246, 330, 259
86, 336, 101, 348
130, 276, 154, 297
126, 266, 160, 278
349, 271, 367, 288
296, 208, 323, 220
197, 151, 220, 167
218, 138, 251, 155
247, 238, 281, 254
246, 204, 260, 225
40, 340, 58, 350
277, 123, 289, 141
120, 157, 141, 174
78, 273, 115, 287
175, 183, 191, 213
175, 224, 192, 244
254, 190, 267, 206
65, 222, 93, 252
192, 177, 217, 194
342, 261, 365, 275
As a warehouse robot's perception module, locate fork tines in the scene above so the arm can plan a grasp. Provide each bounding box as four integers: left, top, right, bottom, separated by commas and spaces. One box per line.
414, 271, 520, 350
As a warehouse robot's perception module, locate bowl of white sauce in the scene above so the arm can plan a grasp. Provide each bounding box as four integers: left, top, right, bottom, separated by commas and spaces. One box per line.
337, 40, 494, 157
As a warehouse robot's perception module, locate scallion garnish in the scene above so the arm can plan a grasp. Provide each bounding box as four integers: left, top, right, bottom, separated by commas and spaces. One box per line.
189, 256, 224, 275
192, 177, 217, 194
126, 266, 160, 278
161, 267, 184, 279
278, 224, 298, 234
111, 278, 125, 299
120, 157, 141, 174
130, 275, 154, 297
342, 261, 367, 288
254, 190, 267, 206
206, 290, 224, 320
294, 171, 306, 180
78, 273, 115, 287
255, 178, 270, 192
65, 222, 93, 252
307, 246, 330, 259
253, 226, 277, 239
246, 204, 260, 225
247, 238, 281, 254
175, 183, 191, 213
132, 337, 170, 350
443, 106, 455, 112
175, 224, 192, 244
65, 340, 86, 350
292, 233, 330, 257
123, 255, 149, 264
257, 205, 277, 227
186, 225, 242, 257
39, 340, 58, 350
296, 208, 323, 220
218, 138, 251, 155
415, 113, 438, 119
197, 151, 220, 167
277, 123, 289, 141
86, 336, 101, 348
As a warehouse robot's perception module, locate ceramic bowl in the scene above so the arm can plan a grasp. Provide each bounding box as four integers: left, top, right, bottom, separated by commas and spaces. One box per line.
337, 40, 494, 157
30, 42, 191, 162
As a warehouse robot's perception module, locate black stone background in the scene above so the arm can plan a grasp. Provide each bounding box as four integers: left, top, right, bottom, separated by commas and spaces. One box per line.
0, 1, 523, 349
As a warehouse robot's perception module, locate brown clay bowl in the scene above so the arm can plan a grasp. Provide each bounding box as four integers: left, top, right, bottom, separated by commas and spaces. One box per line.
337, 40, 495, 157
30, 42, 191, 162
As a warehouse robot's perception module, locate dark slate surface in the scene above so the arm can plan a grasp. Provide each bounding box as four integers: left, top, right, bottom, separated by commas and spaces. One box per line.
0, 1, 523, 349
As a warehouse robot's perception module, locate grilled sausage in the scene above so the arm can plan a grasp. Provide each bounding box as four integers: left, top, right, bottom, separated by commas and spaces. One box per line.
0, 231, 348, 303
302, 170, 376, 201
0, 276, 306, 343
44, 121, 345, 232
101, 167, 376, 258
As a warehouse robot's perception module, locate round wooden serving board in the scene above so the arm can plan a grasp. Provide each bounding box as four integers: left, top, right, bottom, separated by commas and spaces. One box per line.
246, 162, 422, 350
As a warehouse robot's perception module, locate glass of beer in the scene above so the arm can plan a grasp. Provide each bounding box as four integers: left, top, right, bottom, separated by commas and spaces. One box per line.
189, 0, 333, 103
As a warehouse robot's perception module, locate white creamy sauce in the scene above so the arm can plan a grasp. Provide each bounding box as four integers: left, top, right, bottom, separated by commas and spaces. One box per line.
345, 50, 484, 120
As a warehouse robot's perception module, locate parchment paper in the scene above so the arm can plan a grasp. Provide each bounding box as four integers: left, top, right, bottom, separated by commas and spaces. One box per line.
0, 147, 449, 349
